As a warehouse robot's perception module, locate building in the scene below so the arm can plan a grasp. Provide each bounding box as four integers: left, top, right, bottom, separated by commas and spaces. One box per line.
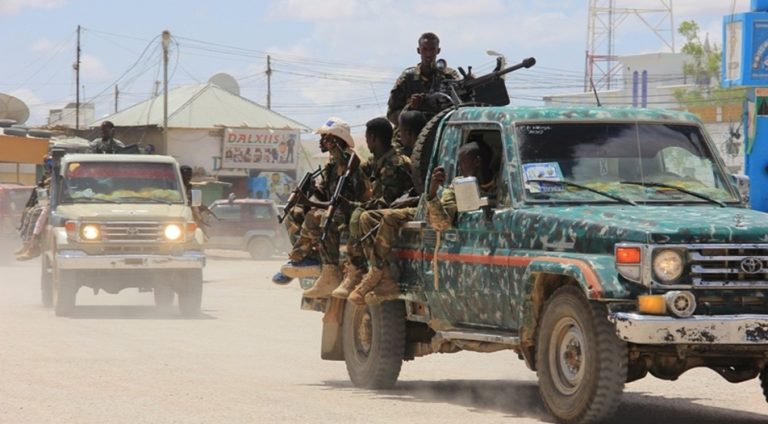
89, 81, 310, 200
48, 102, 95, 129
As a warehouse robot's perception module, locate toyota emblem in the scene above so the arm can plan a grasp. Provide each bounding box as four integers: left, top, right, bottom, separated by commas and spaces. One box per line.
740, 257, 764, 274
126, 227, 138, 236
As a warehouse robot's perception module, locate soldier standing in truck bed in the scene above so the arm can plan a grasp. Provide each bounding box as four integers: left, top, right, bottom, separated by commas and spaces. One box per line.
386, 32, 460, 126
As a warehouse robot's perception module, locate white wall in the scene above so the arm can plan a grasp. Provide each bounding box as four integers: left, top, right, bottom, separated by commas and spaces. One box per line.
166, 128, 222, 173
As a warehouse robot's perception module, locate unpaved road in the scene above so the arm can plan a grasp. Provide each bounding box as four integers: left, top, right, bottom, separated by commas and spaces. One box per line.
1, 242, 767, 423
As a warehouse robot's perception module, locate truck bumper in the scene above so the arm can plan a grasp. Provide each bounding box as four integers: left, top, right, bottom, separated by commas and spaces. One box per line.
608, 312, 768, 344
56, 250, 205, 270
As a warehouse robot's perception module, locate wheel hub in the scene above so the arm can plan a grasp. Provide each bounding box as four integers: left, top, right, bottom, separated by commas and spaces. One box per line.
550, 317, 586, 395
356, 309, 373, 355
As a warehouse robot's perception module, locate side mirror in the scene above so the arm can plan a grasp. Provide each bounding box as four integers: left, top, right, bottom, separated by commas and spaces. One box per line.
454, 176, 489, 212
36, 188, 49, 205
191, 189, 203, 207
730, 173, 750, 205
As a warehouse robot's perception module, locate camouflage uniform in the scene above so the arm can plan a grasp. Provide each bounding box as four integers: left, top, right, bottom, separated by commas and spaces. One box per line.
287, 149, 368, 266
386, 64, 460, 125
347, 148, 412, 268
427, 178, 498, 230
360, 206, 417, 269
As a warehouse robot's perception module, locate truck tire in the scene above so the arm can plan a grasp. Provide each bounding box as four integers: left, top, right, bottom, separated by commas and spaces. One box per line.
536, 285, 627, 424
154, 285, 175, 307
410, 108, 453, 194
178, 270, 203, 317
53, 270, 78, 317
41, 255, 53, 308
342, 300, 405, 389
248, 237, 274, 260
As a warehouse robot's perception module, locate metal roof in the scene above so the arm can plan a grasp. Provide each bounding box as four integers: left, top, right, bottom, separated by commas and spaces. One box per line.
90, 83, 309, 131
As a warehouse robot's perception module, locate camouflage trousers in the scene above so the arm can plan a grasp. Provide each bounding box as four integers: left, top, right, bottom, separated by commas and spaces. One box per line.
359, 207, 416, 269
283, 206, 306, 245
346, 207, 367, 268
287, 207, 344, 265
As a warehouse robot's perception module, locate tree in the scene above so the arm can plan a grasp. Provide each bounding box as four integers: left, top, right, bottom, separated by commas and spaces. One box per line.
674, 20, 745, 107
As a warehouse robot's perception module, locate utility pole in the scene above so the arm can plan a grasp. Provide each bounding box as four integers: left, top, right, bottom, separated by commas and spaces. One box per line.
75, 24, 81, 130
266, 55, 272, 109
162, 30, 170, 149
114, 84, 119, 113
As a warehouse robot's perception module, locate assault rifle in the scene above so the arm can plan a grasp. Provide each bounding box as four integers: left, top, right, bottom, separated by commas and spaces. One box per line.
422, 56, 536, 112
278, 166, 322, 223
319, 152, 361, 243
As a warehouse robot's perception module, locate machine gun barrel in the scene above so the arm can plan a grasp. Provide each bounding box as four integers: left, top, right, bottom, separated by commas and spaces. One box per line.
463, 57, 536, 90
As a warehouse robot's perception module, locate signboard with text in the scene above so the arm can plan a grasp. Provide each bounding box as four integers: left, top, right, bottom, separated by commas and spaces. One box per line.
221, 128, 299, 171
723, 12, 768, 86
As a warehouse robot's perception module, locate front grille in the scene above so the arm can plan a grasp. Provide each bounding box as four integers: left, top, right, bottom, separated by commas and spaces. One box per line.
688, 244, 768, 288
100, 222, 163, 242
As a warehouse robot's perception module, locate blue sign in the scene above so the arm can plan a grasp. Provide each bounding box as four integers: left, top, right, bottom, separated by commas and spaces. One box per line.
723, 12, 768, 86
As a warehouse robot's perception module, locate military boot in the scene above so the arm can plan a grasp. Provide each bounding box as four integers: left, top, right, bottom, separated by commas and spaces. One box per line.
16, 243, 41, 261
303, 264, 342, 298
331, 263, 364, 299
347, 267, 383, 306
364, 267, 401, 305
14, 241, 31, 256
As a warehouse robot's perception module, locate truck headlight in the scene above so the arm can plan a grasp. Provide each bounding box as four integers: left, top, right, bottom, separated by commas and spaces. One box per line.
653, 249, 684, 282
164, 224, 182, 241
81, 224, 100, 240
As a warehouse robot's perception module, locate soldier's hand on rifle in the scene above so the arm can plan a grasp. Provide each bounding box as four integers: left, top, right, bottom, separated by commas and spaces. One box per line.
429, 166, 446, 200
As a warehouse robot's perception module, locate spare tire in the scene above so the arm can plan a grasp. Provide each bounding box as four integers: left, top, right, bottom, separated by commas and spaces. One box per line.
409, 108, 453, 194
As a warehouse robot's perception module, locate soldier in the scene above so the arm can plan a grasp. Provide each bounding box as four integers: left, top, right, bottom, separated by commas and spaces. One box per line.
180, 165, 210, 238
344, 113, 428, 305
330, 117, 413, 299
276, 117, 369, 296
426, 141, 497, 231
15, 156, 52, 261
89, 121, 125, 154
386, 32, 460, 126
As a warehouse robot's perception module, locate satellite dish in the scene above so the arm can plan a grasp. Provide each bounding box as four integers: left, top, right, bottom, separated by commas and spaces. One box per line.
0, 93, 30, 124
208, 73, 240, 96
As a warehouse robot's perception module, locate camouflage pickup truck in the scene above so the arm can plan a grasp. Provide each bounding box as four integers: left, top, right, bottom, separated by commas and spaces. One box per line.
41, 150, 206, 317
302, 105, 768, 423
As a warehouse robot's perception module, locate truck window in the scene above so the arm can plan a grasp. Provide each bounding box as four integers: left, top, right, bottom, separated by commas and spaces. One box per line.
61, 162, 183, 204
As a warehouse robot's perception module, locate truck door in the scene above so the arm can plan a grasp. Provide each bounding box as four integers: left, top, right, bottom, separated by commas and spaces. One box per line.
205, 202, 244, 249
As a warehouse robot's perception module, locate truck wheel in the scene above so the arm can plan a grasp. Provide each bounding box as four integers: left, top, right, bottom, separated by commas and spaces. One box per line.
760, 367, 768, 402
53, 270, 78, 317
178, 270, 203, 317
41, 255, 53, 308
248, 238, 274, 260
154, 285, 175, 307
342, 300, 405, 389
536, 285, 627, 424
409, 108, 453, 194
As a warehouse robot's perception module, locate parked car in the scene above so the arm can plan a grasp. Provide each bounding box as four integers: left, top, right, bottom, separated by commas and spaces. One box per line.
204, 198, 290, 259
0, 183, 34, 236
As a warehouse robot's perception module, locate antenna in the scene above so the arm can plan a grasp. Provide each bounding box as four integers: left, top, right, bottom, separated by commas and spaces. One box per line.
589, 78, 602, 107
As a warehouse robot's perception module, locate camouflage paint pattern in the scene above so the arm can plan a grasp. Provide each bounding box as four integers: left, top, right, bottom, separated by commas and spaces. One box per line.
388, 105, 768, 332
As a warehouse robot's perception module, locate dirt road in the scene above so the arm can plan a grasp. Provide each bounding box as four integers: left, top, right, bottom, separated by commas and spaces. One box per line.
1, 246, 766, 423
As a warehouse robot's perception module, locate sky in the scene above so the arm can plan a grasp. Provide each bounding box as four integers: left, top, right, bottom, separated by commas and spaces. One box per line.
0, 0, 751, 134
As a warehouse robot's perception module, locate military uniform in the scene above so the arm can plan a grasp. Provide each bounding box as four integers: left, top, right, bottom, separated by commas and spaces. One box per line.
287, 148, 368, 266
346, 148, 412, 267
89, 137, 125, 154
386, 64, 460, 125
427, 178, 498, 230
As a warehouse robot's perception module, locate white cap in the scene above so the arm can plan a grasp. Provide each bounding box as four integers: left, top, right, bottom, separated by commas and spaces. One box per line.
314, 116, 354, 148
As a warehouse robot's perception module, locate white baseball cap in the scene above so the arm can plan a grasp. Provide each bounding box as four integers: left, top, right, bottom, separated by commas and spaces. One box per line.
314, 116, 354, 148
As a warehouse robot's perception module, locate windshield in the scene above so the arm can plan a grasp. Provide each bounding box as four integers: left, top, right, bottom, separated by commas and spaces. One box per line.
60, 161, 183, 204
516, 122, 739, 204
